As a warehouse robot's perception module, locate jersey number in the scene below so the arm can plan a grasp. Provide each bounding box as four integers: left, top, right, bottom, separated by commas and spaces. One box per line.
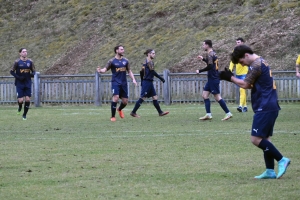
269, 70, 276, 89
215, 59, 219, 70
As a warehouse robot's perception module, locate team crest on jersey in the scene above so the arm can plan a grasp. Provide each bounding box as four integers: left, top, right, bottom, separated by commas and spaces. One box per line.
122, 61, 127, 65
27, 63, 30, 67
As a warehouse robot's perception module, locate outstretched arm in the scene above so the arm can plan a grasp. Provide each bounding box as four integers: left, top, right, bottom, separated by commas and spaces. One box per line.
196, 64, 212, 74
97, 66, 107, 73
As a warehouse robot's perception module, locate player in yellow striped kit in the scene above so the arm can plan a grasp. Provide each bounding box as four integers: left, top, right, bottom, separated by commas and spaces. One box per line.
296, 55, 300, 78
229, 38, 248, 112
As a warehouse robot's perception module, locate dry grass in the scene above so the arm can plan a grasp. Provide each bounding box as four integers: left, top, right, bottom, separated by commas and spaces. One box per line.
0, 0, 299, 76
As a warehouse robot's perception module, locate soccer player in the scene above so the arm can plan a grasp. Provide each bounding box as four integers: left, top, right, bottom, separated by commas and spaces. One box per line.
10, 48, 36, 120
97, 45, 137, 122
130, 49, 169, 118
229, 38, 248, 112
296, 54, 300, 78
197, 40, 232, 121
219, 45, 290, 179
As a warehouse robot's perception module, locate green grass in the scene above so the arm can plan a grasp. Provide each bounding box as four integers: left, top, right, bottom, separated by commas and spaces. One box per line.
0, 103, 299, 200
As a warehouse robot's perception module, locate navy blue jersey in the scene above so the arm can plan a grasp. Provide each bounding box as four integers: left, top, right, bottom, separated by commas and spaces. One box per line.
141, 59, 155, 81
203, 50, 219, 80
244, 57, 280, 113
10, 58, 35, 87
105, 57, 130, 85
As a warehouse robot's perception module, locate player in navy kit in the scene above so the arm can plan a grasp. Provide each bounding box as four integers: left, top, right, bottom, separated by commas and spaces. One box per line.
10, 48, 36, 120
219, 45, 290, 179
130, 49, 169, 118
97, 45, 137, 122
197, 40, 232, 121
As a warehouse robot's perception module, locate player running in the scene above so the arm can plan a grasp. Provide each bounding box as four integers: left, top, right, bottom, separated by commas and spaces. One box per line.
97, 45, 137, 122
10, 48, 36, 120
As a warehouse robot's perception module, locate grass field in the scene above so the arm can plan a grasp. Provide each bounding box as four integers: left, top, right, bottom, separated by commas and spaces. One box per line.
0, 103, 299, 200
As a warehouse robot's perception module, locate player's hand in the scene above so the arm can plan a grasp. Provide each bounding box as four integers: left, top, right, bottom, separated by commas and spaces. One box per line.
196, 70, 199, 74
160, 77, 165, 83
30, 73, 35, 77
296, 72, 300, 78
97, 67, 102, 73
219, 68, 234, 82
197, 55, 203, 60
133, 79, 137, 86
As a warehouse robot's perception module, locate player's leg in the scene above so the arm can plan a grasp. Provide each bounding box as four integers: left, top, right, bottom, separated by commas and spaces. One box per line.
251, 111, 290, 179
212, 82, 232, 121
110, 84, 120, 121
131, 82, 151, 117
17, 97, 24, 114
110, 95, 119, 121
20, 87, 32, 120
239, 87, 247, 112
131, 97, 144, 118
117, 84, 129, 119
199, 88, 212, 120
147, 83, 169, 116
22, 96, 31, 120
152, 95, 169, 116
16, 87, 24, 115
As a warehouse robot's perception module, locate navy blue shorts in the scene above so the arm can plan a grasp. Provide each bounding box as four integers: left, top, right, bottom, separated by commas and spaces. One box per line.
140, 80, 157, 98
111, 83, 128, 98
203, 79, 220, 94
251, 111, 279, 138
16, 85, 32, 98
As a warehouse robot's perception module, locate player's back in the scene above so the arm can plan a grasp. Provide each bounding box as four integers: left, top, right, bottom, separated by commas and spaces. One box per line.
206, 50, 219, 80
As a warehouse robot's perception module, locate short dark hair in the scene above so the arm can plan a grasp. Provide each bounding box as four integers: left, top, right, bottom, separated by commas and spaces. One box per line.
231, 45, 253, 64
236, 37, 245, 43
144, 49, 153, 56
19, 48, 26, 53
114, 45, 123, 53
204, 40, 212, 48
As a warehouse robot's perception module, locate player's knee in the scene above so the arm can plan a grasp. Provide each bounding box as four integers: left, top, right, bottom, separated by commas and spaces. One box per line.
250, 136, 261, 146
122, 99, 128, 105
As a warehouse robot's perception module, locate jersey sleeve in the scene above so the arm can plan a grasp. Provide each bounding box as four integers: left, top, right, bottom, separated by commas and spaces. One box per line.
29, 59, 36, 72
104, 58, 113, 71
11, 60, 19, 72
244, 59, 262, 85
124, 58, 131, 71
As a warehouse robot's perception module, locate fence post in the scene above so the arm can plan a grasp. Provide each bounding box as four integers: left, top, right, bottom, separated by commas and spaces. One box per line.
163, 69, 171, 105
34, 72, 41, 107
95, 71, 101, 106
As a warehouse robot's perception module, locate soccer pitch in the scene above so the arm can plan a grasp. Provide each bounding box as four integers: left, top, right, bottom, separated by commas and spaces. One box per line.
0, 103, 299, 200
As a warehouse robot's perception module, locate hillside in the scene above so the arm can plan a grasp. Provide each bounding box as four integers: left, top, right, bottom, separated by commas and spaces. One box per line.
0, 0, 299, 76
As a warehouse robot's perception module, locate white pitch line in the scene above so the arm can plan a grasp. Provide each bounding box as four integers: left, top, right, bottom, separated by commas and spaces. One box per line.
6, 130, 299, 141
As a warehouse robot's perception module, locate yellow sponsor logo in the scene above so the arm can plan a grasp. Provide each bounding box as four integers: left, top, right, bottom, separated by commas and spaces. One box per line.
20, 69, 31, 73
116, 67, 126, 72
